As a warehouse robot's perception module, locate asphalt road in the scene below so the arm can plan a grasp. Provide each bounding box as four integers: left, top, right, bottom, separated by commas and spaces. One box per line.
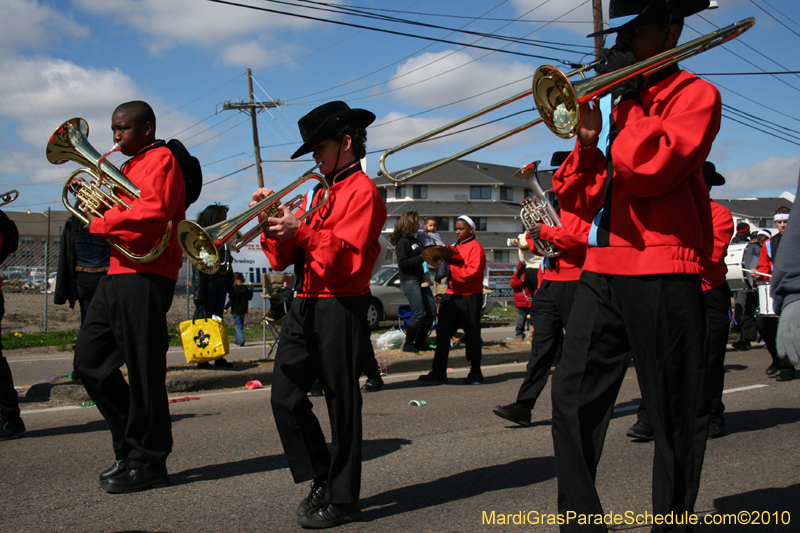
1, 347, 799, 533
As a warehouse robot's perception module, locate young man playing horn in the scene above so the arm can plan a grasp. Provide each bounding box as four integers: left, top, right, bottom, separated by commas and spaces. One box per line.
75, 101, 186, 492
549, 1, 721, 531
251, 101, 386, 529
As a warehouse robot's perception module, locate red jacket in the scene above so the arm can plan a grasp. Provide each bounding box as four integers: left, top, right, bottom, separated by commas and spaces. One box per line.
260, 166, 386, 298
510, 262, 532, 308
555, 68, 719, 276
756, 234, 782, 278
537, 208, 588, 282
90, 145, 185, 281
445, 235, 486, 295
701, 201, 734, 290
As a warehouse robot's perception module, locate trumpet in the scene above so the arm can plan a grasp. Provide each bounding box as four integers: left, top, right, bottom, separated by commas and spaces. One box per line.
533, 17, 755, 138
513, 161, 562, 258
178, 165, 329, 274
46, 118, 172, 263
0, 190, 19, 206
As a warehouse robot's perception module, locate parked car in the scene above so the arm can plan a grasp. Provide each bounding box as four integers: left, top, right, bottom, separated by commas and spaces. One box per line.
367, 264, 500, 330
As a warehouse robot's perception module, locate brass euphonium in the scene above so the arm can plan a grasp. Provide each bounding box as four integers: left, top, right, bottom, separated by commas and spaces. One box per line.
178, 165, 329, 275
0, 190, 19, 206
46, 118, 172, 263
513, 161, 562, 258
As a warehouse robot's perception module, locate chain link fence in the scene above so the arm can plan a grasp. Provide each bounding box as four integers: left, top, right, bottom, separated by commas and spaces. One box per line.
1, 242, 196, 334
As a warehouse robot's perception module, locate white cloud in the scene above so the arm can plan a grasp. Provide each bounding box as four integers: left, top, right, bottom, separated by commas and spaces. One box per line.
716, 156, 800, 197
511, 0, 599, 36
74, 0, 329, 54
0, 0, 88, 50
217, 41, 301, 69
387, 50, 534, 109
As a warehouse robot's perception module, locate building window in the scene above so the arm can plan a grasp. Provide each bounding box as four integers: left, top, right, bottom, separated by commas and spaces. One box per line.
500, 187, 513, 201
21, 236, 34, 245
470, 186, 491, 200
475, 217, 487, 231
21, 250, 34, 259
379, 188, 387, 202
435, 217, 449, 232
759, 219, 773, 228
413, 185, 427, 199
524, 189, 532, 199
494, 250, 508, 262
394, 185, 406, 200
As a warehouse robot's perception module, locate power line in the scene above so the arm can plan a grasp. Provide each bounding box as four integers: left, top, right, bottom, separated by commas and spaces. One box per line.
204, 0, 574, 62
748, 0, 800, 40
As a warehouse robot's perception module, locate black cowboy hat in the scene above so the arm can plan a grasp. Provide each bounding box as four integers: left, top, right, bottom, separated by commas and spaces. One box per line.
588, 0, 710, 38
291, 101, 376, 159
702, 161, 725, 187
550, 151, 571, 169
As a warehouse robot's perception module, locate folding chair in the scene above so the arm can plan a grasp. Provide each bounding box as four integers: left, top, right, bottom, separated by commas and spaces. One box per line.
397, 305, 413, 330
262, 273, 294, 360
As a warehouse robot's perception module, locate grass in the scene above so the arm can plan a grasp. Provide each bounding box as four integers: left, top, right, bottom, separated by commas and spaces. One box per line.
3, 330, 80, 351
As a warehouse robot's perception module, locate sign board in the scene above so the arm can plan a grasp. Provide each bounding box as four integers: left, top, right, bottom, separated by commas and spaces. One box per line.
485, 263, 515, 301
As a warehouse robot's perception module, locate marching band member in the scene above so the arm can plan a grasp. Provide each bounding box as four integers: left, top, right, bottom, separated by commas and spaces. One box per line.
772, 176, 800, 369
492, 152, 589, 427
626, 162, 734, 440
418, 215, 486, 385
76, 101, 186, 492
549, 1, 721, 530
754, 206, 793, 381
0, 208, 23, 441
253, 101, 385, 529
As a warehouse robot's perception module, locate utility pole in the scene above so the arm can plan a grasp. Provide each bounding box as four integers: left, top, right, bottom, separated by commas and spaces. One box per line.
592, 0, 605, 60
219, 68, 285, 188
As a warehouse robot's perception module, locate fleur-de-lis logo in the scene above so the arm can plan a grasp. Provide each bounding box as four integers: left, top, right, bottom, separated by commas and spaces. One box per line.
194, 329, 210, 348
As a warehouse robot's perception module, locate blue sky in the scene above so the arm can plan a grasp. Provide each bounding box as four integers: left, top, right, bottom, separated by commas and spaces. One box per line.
1, 0, 799, 221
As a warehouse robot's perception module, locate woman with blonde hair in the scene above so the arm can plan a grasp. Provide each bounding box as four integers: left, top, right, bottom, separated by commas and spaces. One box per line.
390, 211, 436, 352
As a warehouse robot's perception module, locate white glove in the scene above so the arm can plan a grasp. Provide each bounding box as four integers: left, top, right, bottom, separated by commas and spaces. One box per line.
777, 300, 800, 366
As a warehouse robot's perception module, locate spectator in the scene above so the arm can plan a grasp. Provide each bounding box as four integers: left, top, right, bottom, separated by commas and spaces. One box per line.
54, 213, 111, 381
226, 272, 253, 347
192, 203, 234, 368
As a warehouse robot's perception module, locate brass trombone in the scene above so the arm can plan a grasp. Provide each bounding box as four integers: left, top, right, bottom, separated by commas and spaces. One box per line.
378, 61, 600, 184
533, 17, 755, 138
46, 118, 172, 263
0, 190, 19, 206
178, 165, 329, 275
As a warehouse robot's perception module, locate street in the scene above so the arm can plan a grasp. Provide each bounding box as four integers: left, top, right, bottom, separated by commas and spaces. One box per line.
1, 347, 799, 533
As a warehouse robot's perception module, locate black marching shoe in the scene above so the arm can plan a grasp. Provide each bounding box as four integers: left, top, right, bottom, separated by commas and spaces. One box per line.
776, 369, 795, 382
731, 340, 750, 351
101, 465, 169, 493
492, 403, 532, 427
99, 459, 127, 481
0, 417, 26, 441
297, 502, 362, 529
418, 371, 448, 385
708, 420, 726, 439
463, 368, 484, 385
766, 364, 779, 377
297, 479, 327, 517
360, 376, 384, 393
402, 343, 419, 353
626, 420, 654, 441
214, 358, 233, 368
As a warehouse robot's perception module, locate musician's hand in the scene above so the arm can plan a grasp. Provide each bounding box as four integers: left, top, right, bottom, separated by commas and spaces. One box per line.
82, 207, 97, 230
250, 187, 274, 221
528, 224, 542, 241
265, 204, 300, 240
578, 97, 602, 147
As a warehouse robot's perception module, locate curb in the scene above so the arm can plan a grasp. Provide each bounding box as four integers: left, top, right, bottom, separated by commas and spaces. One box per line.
41, 348, 533, 402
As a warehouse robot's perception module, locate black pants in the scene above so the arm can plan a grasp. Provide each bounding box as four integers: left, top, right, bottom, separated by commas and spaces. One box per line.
552, 272, 707, 533
733, 290, 758, 342
639, 282, 731, 427
270, 295, 371, 505
0, 294, 21, 424
757, 316, 793, 372
516, 280, 577, 407
76, 274, 175, 469
432, 293, 482, 373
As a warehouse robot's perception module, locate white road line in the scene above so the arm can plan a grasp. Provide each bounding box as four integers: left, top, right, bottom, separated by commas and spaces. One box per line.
723, 384, 769, 394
